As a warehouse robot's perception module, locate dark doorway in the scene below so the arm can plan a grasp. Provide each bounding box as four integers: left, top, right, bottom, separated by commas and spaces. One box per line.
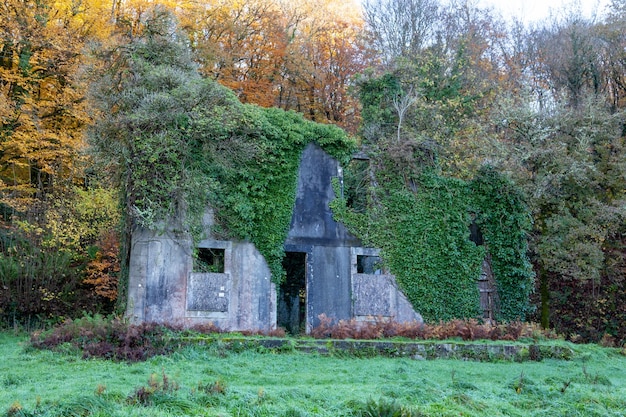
278, 252, 307, 335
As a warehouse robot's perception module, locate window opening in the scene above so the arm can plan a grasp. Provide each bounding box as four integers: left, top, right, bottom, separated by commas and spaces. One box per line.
194, 248, 225, 273
357, 255, 382, 274
469, 220, 484, 246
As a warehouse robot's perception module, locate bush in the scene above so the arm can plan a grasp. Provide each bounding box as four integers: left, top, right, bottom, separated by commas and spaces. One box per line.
30, 315, 180, 362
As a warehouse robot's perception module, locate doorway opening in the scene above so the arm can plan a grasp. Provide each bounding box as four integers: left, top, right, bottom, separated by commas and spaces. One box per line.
278, 252, 307, 335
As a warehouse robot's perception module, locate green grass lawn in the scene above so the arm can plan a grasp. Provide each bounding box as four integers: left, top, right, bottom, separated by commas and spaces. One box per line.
1, 332, 625, 416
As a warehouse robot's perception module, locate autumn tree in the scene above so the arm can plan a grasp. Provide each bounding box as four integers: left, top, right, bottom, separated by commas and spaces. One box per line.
1, 0, 90, 210
275, 0, 367, 130
180, 0, 286, 108
0, 0, 123, 325
181, 0, 367, 132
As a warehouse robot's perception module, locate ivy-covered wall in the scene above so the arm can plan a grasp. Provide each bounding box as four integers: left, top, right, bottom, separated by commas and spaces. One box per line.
191, 105, 356, 282
469, 166, 535, 321
332, 166, 535, 322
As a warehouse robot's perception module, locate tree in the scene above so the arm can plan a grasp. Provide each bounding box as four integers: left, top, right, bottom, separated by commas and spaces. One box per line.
181, 0, 368, 132
0, 0, 96, 211
597, 1, 626, 112
534, 16, 601, 109
180, 0, 287, 108
363, 0, 440, 67
87, 6, 219, 230
0, 0, 122, 325
277, 0, 368, 131
493, 91, 626, 336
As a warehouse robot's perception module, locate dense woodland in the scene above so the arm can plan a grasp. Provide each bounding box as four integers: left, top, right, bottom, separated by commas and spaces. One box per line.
1, 0, 625, 344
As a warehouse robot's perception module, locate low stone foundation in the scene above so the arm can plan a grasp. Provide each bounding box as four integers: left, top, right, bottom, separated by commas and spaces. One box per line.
182, 336, 574, 362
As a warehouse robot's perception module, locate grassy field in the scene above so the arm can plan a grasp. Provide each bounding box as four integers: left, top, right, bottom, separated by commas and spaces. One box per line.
1, 332, 625, 416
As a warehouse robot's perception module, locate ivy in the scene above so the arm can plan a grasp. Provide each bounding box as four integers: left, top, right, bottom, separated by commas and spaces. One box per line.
469, 166, 535, 321
333, 166, 534, 322
189, 105, 354, 282
88, 10, 355, 285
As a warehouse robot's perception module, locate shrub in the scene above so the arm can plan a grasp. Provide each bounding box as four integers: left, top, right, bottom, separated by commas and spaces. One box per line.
127, 371, 180, 406
355, 398, 424, 417
30, 315, 179, 362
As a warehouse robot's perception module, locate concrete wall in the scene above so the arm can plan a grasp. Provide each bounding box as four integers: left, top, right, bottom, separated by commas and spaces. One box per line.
127, 230, 276, 332
284, 143, 422, 330
350, 248, 423, 324
126, 228, 191, 325
126, 142, 422, 332
284, 143, 358, 330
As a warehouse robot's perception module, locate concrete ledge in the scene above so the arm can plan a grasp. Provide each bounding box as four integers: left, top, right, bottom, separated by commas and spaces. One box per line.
180, 336, 574, 362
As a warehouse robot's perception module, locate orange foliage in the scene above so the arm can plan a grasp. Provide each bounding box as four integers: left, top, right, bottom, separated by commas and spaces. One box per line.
84, 233, 120, 301
181, 0, 368, 133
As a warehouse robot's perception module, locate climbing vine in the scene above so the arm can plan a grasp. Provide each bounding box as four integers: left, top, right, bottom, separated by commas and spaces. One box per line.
192, 105, 354, 282
469, 166, 535, 321
332, 165, 534, 322
87, 9, 355, 285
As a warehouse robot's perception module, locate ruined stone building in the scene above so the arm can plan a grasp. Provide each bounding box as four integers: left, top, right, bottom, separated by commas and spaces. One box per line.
126, 143, 422, 333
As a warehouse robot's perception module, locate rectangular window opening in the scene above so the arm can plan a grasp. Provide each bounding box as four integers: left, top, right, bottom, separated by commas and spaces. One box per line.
357, 255, 382, 274
194, 248, 225, 273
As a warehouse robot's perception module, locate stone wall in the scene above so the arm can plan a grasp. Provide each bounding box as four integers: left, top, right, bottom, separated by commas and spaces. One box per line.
126, 230, 276, 332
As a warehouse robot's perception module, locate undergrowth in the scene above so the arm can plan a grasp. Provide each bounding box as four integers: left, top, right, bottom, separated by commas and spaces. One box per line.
310, 314, 560, 342
29, 314, 284, 361
29, 314, 563, 362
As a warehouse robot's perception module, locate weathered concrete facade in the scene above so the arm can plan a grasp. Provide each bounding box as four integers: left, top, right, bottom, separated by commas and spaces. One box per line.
126, 142, 422, 333
127, 231, 276, 331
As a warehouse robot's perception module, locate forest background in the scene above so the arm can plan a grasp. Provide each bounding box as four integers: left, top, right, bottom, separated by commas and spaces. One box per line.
1, 0, 625, 345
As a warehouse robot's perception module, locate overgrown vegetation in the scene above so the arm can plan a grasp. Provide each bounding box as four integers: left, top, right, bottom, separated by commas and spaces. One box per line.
87, 9, 355, 283
30, 316, 561, 363
333, 162, 533, 322
310, 314, 556, 342
0, 187, 121, 328
29, 315, 184, 362
469, 167, 535, 321
2, 331, 625, 416
3, 0, 626, 342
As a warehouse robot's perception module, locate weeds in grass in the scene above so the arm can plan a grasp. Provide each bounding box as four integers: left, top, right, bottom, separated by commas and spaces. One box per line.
582, 365, 612, 386
356, 398, 423, 417
514, 372, 525, 394
127, 370, 179, 406
281, 408, 308, 417
95, 384, 106, 396
1, 374, 23, 388
54, 396, 112, 417
198, 378, 227, 395
5, 402, 23, 417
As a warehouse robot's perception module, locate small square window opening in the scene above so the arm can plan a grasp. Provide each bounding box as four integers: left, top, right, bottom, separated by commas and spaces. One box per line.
194, 248, 225, 273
